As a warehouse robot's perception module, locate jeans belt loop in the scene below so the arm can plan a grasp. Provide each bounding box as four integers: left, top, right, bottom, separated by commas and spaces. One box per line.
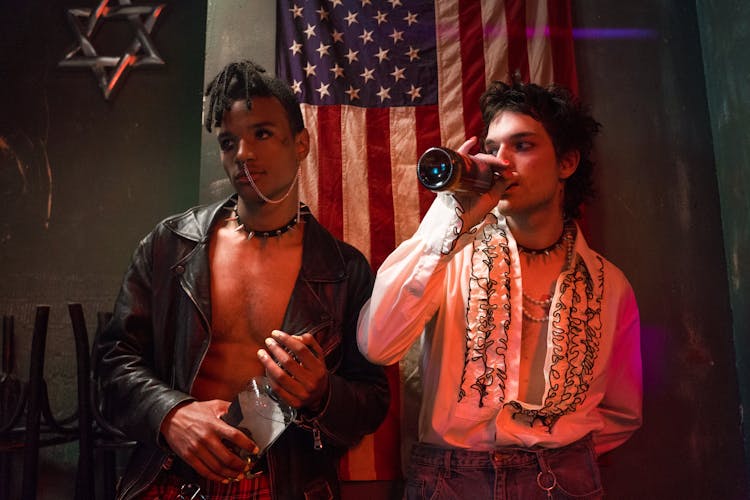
534, 449, 558, 495
443, 448, 452, 476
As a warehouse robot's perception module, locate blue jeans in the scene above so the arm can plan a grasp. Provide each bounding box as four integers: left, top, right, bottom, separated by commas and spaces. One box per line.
404, 436, 602, 500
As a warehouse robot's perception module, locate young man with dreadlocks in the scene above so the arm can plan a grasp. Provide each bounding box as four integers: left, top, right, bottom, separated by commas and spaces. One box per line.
358, 79, 642, 499
95, 60, 390, 499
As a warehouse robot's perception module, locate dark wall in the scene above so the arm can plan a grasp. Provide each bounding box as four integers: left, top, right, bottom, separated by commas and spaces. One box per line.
0, 1, 207, 498
696, 0, 750, 480
572, 1, 747, 498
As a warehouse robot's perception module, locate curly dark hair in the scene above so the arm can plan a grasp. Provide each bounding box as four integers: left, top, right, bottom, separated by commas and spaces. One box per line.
479, 77, 601, 220
203, 60, 304, 134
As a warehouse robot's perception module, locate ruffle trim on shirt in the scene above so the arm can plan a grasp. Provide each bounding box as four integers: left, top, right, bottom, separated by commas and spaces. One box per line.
505, 254, 605, 431
456, 223, 605, 432
457, 216, 511, 409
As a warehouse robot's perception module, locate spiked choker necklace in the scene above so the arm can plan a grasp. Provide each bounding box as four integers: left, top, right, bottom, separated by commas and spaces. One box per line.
516, 229, 565, 256
230, 204, 308, 240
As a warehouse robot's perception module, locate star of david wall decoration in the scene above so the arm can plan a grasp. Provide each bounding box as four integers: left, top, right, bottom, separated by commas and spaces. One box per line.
58, 0, 166, 100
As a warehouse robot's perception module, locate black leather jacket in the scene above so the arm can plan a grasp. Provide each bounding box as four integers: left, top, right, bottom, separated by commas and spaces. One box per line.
94, 196, 390, 500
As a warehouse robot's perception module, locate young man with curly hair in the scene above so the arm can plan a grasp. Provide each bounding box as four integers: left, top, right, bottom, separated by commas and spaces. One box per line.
358, 79, 642, 499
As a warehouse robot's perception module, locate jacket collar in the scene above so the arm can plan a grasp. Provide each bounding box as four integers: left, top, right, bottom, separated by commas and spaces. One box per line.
162, 194, 348, 283
162, 197, 228, 244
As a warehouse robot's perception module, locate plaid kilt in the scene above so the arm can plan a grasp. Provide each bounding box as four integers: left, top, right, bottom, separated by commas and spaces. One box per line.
138, 470, 271, 499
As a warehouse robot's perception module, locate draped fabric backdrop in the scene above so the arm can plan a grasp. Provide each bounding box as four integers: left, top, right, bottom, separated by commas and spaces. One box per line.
276, 0, 577, 481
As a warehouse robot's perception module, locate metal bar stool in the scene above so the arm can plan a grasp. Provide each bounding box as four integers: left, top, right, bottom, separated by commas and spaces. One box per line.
1, 306, 81, 500
68, 303, 136, 500
1, 314, 25, 500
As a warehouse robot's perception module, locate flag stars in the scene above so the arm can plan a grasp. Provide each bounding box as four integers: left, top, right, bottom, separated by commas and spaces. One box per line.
360, 67, 375, 83
359, 29, 374, 45
289, 4, 303, 18
376, 86, 392, 103
316, 42, 331, 58
316, 82, 331, 98
373, 10, 388, 25
280, 0, 438, 107
345, 48, 359, 63
345, 85, 360, 101
404, 11, 418, 26
290, 40, 303, 55
375, 47, 390, 63
406, 46, 420, 61
406, 84, 422, 102
316, 7, 329, 21
389, 28, 404, 44
344, 11, 359, 26
330, 63, 345, 79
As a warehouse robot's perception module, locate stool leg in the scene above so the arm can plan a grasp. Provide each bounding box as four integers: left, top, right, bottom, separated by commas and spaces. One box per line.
1, 315, 14, 500
69, 303, 94, 500
21, 305, 50, 500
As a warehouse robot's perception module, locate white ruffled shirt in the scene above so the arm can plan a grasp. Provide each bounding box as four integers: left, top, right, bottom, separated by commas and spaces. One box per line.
357, 194, 642, 455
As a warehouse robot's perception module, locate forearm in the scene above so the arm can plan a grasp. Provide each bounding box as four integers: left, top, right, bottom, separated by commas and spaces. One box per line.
94, 236, 193, 446
97, 306, 194, 446
357, 195, 468, 365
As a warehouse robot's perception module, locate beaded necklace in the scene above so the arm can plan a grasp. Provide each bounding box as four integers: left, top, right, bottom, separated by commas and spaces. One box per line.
521, 223, 576, 323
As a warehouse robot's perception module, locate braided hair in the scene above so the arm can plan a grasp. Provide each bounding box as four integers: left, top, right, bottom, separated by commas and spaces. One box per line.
203, 60, 304, 134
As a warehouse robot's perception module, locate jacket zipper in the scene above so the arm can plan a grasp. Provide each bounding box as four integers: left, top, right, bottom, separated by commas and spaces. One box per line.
178, 278, 212, 394
313, 424, 323, 450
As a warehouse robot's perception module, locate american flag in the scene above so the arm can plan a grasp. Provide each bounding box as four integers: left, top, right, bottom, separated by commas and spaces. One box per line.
277, 0, 577, 481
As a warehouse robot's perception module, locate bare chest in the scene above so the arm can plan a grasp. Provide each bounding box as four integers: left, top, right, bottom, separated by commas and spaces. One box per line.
191, 225, 304, 401
210, 228, 304, 345
517, 252, 567, 403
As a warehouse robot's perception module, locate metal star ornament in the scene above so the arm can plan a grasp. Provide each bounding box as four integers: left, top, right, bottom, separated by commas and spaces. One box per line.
58, 0, 166, 100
